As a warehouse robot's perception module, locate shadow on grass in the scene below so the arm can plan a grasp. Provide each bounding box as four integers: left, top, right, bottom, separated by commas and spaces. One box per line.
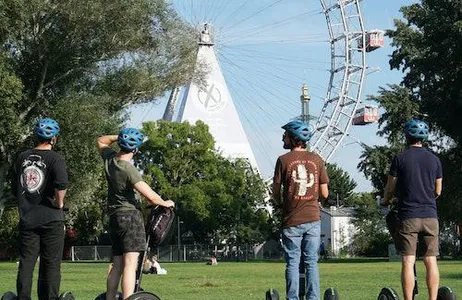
319, 258, 389, 263
440, 273, 462, 280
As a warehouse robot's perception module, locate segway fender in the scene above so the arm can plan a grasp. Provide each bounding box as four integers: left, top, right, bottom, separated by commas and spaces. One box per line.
1, 292, 17, 300
95, 292, 123, 300
126, 291, 161, 300
59, 291, 75, 300
265, 288, 279, 300
437, 286, 457, 300
378, 287, 400, 300
324, 287, 339, 300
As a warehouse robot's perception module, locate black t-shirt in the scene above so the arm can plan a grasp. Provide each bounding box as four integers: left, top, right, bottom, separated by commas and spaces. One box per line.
389, 147, 442, 220
13, 149, 69, 228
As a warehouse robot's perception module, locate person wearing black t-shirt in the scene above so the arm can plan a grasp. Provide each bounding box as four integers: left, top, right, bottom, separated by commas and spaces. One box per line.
12, 118, 69, 300
382, 119, 442, 300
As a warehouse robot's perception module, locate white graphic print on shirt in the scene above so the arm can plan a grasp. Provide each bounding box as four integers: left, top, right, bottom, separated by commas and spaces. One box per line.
20, 155, 47, 193
291, 164, 314, 196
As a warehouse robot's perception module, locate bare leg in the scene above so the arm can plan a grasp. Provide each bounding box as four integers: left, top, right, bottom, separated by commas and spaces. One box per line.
121, 252, 140, 299
401, 255, 416, 300
423, 256, 439, 300
107, 257, 122, 300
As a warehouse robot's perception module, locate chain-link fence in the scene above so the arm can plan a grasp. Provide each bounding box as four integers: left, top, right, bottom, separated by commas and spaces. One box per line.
69, 242, 283, 262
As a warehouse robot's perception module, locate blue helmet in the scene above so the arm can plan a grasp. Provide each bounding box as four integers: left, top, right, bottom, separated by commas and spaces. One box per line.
34, 118, 60, 139
404, 119, 429, 140
282, 120, 312, 142
118, 128, 145, 152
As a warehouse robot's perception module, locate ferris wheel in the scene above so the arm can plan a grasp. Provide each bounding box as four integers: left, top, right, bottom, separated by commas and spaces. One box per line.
160, 0, 383, 176
310, 0, 383, 161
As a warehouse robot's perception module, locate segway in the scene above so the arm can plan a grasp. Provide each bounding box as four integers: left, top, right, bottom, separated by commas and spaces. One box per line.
377, 202, 412, 300
378, 287, 400, 300
264, 256, 305, 300
95, 206, 175, 300
438, 286, 457, 300
1, 291, 75, 300
265, 288, 280, 300
1, 292, 16, 300
323, 287, 339, 300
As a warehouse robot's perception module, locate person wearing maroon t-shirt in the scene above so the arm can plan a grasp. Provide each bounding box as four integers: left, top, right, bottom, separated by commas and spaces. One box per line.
273, 121, 329, 300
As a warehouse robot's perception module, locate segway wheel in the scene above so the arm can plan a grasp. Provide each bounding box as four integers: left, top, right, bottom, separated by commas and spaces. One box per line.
1, 292, 17, 300
95, 292, 123, 300
59, 291, 75, 300
378, 287, 400, 300
126, 291, 161, 300
265, 288, 280, 300
324, 287, 339, 300
437, 286, 457, 300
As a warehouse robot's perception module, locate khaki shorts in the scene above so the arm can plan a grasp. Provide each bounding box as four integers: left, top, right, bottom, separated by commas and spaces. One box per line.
396, 218, 439, 256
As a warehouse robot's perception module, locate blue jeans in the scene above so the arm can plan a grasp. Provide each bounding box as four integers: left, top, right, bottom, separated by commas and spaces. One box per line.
282, 221, 321, 300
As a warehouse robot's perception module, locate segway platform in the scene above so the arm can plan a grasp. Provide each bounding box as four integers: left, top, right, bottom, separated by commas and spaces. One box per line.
0, 292, 16, 300
265, 288, 279, 300
324, 287, 339, 300
1, 291, 74, 300
438, 286, 457, 300
378, 287, 400, 300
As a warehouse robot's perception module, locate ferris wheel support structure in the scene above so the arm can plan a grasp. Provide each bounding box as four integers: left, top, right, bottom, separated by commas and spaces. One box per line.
310, 0, 367, 162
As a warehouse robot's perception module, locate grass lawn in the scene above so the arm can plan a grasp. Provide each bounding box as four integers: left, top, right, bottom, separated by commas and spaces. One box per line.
0, 259, 460, 299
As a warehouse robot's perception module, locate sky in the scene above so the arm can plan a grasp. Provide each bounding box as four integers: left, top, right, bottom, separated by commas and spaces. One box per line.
129, 0, 417, 192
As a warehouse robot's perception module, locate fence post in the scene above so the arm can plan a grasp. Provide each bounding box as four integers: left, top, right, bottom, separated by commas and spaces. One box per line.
94, 246, 97, 260
71, 246, 75, 261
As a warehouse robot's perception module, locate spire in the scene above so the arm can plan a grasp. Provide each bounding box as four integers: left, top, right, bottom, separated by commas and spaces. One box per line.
176, 23, 260, 173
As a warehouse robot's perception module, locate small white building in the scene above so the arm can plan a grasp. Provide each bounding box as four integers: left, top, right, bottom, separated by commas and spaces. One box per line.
320, 206, 357, 256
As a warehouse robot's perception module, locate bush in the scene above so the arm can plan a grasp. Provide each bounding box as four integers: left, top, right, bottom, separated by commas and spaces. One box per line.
0, 208, 19, 260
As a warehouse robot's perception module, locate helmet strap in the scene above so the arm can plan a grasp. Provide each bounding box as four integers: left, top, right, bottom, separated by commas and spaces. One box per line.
49, 136, 57, 148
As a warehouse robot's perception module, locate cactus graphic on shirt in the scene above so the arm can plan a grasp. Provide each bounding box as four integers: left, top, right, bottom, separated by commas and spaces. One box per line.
291, 164, 315, 196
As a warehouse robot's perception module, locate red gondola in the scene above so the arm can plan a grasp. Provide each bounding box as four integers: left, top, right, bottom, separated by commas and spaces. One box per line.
358, 30, 385, 52
352, 105, 379, 125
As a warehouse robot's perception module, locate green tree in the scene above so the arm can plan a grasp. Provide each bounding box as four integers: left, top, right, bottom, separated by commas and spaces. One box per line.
350, 193, 391, 257
388, 0, 462, 142
0, 0, 198, 224
387, 0, 462, 239
325, 163, 357, 207
0, 207, 19, 259
0, 52, 24, 214
137, 120, 268, 244
357, 85, 416, 195
359, 0, 462, 253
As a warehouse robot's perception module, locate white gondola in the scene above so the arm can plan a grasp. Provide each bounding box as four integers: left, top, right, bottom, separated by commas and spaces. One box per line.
358, 30, 385, 52
352, 105, 379, 125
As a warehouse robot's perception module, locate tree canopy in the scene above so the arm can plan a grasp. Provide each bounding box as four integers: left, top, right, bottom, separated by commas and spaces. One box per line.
359, 0, 462, 243
324, 163, 357, 207
0, 0, 198, 218
137, 120, 269, 244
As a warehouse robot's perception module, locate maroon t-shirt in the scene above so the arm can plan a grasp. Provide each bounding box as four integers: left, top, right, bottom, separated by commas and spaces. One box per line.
273, 150, 329, 228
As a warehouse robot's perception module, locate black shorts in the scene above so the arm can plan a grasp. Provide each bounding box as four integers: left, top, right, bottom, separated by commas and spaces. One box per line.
109, 210, 146, 256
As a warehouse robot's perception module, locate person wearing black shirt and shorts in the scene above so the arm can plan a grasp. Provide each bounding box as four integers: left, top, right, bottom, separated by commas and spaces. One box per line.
12, 118, 69, 300
382, 119, 442, 300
